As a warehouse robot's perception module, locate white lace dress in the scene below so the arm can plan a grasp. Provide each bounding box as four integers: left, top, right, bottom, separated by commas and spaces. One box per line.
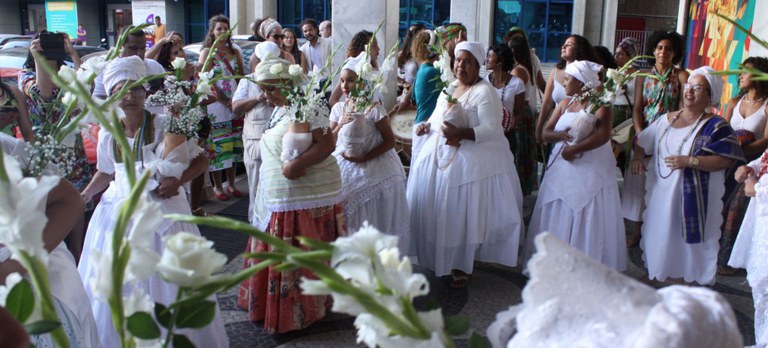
330, 103, 410, 249
77, 117, 229, 348
407, 79, 524, 277
728, 157, 768, 346
525, 108, 627, 270
638, 115, 723, 285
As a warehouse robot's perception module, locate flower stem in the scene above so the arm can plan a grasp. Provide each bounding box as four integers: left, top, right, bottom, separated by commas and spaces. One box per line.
19, 252, 70, 348
162, 288, 184, 348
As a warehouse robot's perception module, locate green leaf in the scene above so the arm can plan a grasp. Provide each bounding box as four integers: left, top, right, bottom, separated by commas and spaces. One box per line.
126, 312, 161, 339
5, 279, 35, 323
468, 331, 492, 348
172, 334, 195, 348
175, 300, 216, 328
24, 320, 61, 335
154, 303, 172, 328
444, 315, 470, 336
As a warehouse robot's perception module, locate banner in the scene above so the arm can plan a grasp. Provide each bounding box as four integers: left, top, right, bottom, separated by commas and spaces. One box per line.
131, 0, 166, 48
45, 1, 78, 39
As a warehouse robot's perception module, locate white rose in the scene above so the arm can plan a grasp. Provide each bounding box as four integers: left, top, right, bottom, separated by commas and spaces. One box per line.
196, 81, 213, 96
288, 64, 303, 76
61, 91, 77, 107
171, 57, 186, 71
156, 232, 227, 288
269, 63, 284, 75
58, 65, 77, 84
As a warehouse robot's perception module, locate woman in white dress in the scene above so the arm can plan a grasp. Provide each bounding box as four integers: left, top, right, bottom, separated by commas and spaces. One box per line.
329, 54, 409, 248
729, 148, 768, 346
525, 60, 626, 271
408, 42, 524, 288
77, 57, 229, 347
631, 67, 743, 285
1, 133, 100, 347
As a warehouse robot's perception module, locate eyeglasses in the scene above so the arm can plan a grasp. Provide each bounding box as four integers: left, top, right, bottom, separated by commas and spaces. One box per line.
113, 85, 146, 97
271, 34, 285, 39
259, 84, 279, 92
684, 83, 709, 93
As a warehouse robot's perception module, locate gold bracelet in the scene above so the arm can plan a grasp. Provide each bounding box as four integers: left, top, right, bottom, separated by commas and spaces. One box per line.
689, 156, 700, 168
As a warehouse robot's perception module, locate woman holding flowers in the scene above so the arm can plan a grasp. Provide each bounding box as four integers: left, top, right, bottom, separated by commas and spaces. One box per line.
239, 57, 344, 334
408, 42, 524, 288
329, 51, 409, 249
329, 30, 380, 107
77, 56, 229, 347
718, 57, 768, 275
524, 60, 626, 271
199, 14, 245, 201
631, 67, 743, 285
622, 31, 689, 246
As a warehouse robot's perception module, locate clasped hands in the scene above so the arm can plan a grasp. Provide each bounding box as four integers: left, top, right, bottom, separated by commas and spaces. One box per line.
736, 166, 758, 197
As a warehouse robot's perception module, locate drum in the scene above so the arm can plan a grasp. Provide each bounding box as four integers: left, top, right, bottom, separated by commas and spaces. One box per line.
390, 109, 416, 161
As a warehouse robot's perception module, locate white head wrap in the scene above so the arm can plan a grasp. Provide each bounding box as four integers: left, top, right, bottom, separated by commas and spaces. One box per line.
259, 18, 282, 40
254, 41, 281, 61
454, 41, 486, 67
565, 60, 603, 89
254, 57, 293, 82
427, 30, 437, 47
342, 51, 368, 77
103, 56, 147, 96
689, 66, 724, 107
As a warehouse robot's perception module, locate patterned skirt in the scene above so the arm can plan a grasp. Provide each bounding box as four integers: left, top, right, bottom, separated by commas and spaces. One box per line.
207, 120, 238, 171
506, 106, 537, 196
238, 204, 346, 334
719, 181, 751, 267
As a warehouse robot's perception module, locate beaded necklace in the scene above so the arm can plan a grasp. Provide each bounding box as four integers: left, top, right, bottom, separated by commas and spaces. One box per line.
656, 111, 705, 179
114, 112, 153, 164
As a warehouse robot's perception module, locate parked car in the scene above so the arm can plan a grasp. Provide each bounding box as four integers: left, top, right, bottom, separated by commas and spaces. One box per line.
184, 41, 257, 72
0, 46, 106, 70
0, 67, 21, 86
0, 35, 32, 49
0, 38, 31, 50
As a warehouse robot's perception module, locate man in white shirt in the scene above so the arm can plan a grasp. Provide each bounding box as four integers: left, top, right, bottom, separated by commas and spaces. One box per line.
299, 18, 333, 79
231, 42, 279, 223
92, 28, 166, 99
319, 20, 332, 38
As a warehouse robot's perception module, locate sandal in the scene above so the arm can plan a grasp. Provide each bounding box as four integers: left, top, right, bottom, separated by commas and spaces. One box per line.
227, 186, 243, 198
450, 270, 470, 289
192, 208, 215, 217
213, 188, 229, 201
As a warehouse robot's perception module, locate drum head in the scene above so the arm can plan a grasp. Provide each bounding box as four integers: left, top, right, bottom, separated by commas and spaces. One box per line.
391, 109, 417, 141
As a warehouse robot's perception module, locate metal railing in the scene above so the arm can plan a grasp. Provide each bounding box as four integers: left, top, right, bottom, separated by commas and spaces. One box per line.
615, 29, 655, 67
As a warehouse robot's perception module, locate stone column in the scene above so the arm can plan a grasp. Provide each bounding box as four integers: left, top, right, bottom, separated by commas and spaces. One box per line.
450, 0, 495, 47
331, 0, 400, 111
229, 0, 277, 35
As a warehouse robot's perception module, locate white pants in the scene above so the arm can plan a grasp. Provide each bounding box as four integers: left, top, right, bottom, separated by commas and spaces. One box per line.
243, 136, 262, 223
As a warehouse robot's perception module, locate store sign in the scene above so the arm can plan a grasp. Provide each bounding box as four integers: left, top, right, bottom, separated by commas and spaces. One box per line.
45, 1, 78, 38
131, 0, 166, 48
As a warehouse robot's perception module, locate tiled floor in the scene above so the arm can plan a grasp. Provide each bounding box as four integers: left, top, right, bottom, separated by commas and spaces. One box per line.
200, 174, 757, 347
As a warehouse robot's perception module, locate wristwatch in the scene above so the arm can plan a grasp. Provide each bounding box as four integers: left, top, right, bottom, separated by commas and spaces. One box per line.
689, 156, 700, 168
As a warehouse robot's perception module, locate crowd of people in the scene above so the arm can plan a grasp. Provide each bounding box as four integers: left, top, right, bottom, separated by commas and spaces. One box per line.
2, 12, 768, 347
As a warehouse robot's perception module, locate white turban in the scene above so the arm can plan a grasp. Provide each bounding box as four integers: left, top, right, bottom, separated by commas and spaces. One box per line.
454, 41, 486, 67
689, 66, 724, 107
254, 41, 281, 61
342, 51, 368, 76
254, 57, 293, 82
565, 60, 603, 89
259, 18, 282, 40
103, 56, 147, 96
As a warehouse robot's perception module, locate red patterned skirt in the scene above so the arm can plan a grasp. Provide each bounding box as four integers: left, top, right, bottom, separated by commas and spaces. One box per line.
238, 204, 346, 334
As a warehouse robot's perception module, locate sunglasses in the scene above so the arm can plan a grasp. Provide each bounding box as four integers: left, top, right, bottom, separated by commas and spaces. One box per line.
271, 34, 285, 39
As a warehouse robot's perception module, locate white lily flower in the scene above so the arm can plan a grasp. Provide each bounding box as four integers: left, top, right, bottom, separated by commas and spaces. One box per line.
288, 64, 303, 76
198, 70, 214, 83
331, 222, 399, 266
124, 192, 162, 281
0, 154, 60, 263
171, 57, 186, 70
77, 58, 106, 84
0, 272, 23, 307
123, 287, 154, 317
58, 65, 77, 84
156, 232, 227, 288
196, 81, 213, 96
88, 249, 113, 300
61, 91, 77, 107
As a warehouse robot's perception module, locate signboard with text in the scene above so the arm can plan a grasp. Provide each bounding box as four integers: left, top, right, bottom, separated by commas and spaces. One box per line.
131, 0, 166, 48
45, 1, 78, 39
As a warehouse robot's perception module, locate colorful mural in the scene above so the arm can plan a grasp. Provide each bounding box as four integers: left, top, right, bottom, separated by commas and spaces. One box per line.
685, 0, 756, 107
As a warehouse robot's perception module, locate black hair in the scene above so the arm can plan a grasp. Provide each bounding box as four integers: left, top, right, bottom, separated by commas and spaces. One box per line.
300, 18, 319, 31
489, 44, 514, 72
556, 34, 597, 70
398, 23, 426, 68
508, 36, 534, 81
155, 41, 177, 71
740, 56, 768, 97
593, 45, 618, 69
202, 14, 234, 52
647, 30, 685, 65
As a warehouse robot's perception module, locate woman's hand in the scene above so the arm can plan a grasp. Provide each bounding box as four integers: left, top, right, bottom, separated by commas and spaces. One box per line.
29, 39, 43, 56
557, 128, 573, 142
63, 34, 76, 56
342, 152, 367, 163
745, 177, 758, 197
561, 146, 577, 161
416, 122, 431, 136
735, 165, 755, 183
282, 160, 307, 180
630, 157, 647, 175
664, 155, 691, 170
338, 113, 355, 126
441, 122, 462, 143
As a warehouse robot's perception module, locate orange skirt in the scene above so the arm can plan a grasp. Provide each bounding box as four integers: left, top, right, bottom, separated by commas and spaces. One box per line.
238, 204, 345, 334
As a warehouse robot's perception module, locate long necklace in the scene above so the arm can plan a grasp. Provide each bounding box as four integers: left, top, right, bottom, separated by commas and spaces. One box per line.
114, 112, 151, 164
743, 93, 766, 104
656, 111, 705, 179
266, 107, 284, 130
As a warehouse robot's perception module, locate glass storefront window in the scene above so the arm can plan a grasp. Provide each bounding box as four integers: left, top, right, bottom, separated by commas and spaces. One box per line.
278, 0, 332, 31
493, 0, 573, 62
399, 0, 450, 38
